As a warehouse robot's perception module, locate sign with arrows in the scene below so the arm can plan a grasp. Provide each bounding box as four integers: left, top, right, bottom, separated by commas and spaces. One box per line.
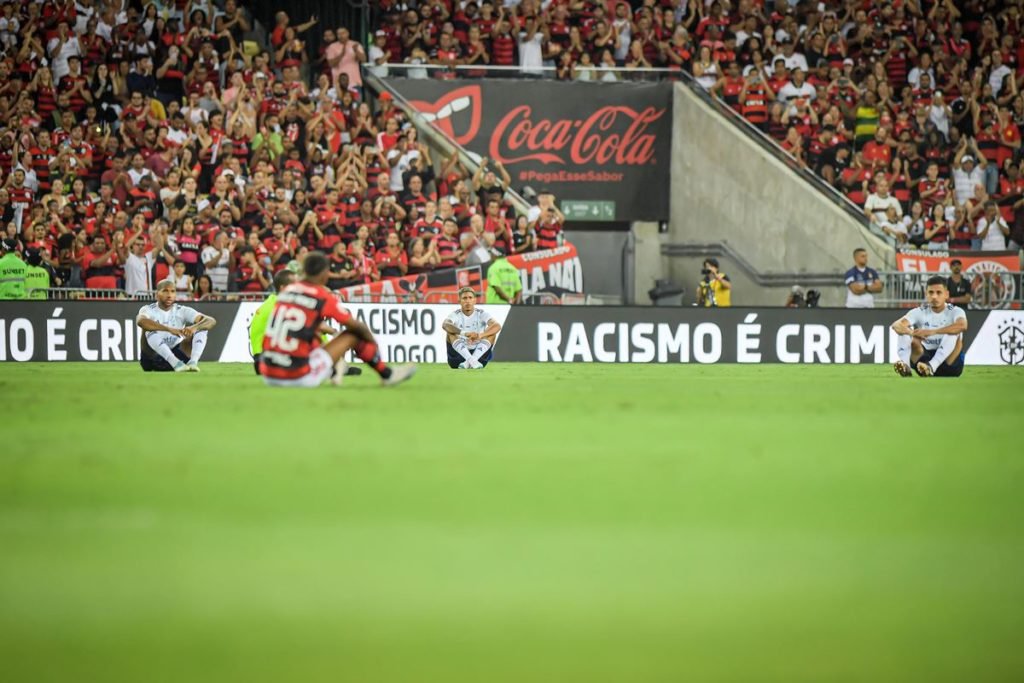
560, 200, 616, 222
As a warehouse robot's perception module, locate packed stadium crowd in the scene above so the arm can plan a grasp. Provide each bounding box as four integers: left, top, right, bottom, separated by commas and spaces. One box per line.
371, 0, 1024, 253
0, 0, 568, 298
2, 0, 1023, 300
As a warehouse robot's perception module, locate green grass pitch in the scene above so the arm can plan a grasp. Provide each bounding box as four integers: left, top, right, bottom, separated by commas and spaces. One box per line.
1, 362, 1023, 682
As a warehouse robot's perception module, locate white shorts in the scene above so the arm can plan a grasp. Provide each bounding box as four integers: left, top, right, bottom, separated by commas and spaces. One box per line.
262, 348, 334, 388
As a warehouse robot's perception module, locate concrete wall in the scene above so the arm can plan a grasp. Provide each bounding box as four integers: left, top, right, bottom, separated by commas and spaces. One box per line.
668, 83, 893, 295
665, 256, 848, 307
567, 230, 629, 300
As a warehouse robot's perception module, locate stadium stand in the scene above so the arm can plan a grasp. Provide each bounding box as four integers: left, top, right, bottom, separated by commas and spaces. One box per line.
371, 0, 1024, 252
0, 0, 1021, 299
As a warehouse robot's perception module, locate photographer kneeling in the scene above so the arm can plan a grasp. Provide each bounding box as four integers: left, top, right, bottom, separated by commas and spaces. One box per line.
697, 258, 732, 307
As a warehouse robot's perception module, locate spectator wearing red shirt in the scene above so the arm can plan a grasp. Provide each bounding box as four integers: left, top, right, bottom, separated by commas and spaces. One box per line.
434, 218, 463, 269
534, 203, 564, 252
80, 233, 119, 288
861, 128, 893, 172
349, 241, 379, 284
374, 231, 409, 279
235, 246, 270, 292
483, 198, 512, 254
411, 200, 443, 241
917, 162, 951, 211
263, 223, 297, 272
59, 56, 91, 114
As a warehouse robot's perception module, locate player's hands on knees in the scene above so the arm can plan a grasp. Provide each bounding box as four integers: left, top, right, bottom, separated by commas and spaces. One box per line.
912, 329, 933, 339
181, 326, 195, 339
466, 332, 479, 342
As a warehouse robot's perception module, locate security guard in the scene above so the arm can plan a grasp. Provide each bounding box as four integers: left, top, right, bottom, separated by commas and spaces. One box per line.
24, 249, 52, 299
0, 239, 27, 300
486, 257, 523, 304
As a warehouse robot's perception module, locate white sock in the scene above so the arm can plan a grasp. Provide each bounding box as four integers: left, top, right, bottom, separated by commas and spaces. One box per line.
189, 330, 208, 364
897, 335, 912, 365
470, 339, 492, 362
451, 337, 474, 364
149, 336, 183, 368
928, 334, 958, 371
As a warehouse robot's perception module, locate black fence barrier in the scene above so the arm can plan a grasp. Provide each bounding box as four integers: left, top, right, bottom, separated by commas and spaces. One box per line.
492, 306, 1024, 367
1, 303, 1022, 366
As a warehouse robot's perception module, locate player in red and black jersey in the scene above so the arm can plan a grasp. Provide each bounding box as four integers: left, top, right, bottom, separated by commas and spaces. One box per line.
260, 251, 416, 388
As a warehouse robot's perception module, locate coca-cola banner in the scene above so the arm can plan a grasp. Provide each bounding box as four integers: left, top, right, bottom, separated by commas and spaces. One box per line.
337, 244, 583, 303
386, 79, 672, 220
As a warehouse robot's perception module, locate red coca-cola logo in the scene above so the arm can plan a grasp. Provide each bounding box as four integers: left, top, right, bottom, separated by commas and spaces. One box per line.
489, 105, 665, 166
408, 85, 665, 168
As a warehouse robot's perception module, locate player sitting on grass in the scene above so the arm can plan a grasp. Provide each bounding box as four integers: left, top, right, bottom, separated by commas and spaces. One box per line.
248, 269, 363, 378
442, 287, 501, 369
891, 275, 968, 378
136, 279, 217, 372
260, 251, 416, 388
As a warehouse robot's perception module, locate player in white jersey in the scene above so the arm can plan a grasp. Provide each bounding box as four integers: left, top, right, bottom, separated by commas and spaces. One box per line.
136, 278, 218, 372
442, 287, 502, 369
891, 275, 968, 378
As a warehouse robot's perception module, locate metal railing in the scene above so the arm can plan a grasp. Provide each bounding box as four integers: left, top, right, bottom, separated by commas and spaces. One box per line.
371, 63, 681, 82
374, 62, 878, 240
875, 271, 1021, 309
24, 288, 273, 302
364, 71, 534, 219
27, 288, 130, 300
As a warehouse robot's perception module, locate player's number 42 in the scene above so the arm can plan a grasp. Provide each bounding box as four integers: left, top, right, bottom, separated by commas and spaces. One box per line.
264, 307, 306, 352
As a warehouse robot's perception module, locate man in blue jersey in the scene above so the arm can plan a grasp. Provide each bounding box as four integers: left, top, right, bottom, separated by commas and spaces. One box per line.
891, 275, 968, 378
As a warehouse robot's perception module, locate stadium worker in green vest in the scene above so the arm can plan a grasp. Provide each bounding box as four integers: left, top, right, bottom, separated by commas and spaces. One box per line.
250, 269, 298, 374
0, 239, 27, 300
486, 257, 523, 304
248, 268, 361, 378
24, 249, 52, 299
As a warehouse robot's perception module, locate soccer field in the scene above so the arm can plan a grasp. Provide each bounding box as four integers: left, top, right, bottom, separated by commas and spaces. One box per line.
1, 362, 1022, 682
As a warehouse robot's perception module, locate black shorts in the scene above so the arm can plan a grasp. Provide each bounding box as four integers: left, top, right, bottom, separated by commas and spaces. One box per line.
915, 349, 965, 377
139, 345, 190, 372
447, 342, 493, 369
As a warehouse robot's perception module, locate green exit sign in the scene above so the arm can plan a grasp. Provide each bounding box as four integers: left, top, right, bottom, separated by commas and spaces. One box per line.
560, 200, 616, 222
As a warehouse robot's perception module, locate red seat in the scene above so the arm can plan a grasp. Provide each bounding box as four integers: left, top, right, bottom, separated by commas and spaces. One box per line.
85, 276, 119, 290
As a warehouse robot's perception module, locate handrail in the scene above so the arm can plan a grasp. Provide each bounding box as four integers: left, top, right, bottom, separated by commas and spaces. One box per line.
363, 71, 533, 219
661, 242, 841, 287
673, 72, 878, 235
875, 269, 1020, 310
372, 62, 879, 238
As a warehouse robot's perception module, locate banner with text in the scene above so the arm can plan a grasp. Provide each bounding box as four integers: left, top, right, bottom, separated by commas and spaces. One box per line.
3, 304, 1021, 366
386, 79, 672, 220
337, 245, 583, 303
895, 250, 1020, 309
493, 307, 1023, 366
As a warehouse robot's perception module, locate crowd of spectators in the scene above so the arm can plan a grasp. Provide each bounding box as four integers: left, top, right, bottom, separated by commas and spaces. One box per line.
371, 0, 1024, 255
0, 1, 559, 298
6, 0, 1024, 300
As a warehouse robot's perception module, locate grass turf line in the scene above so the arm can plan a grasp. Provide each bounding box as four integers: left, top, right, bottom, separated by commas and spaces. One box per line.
1, 363, 1022, 682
